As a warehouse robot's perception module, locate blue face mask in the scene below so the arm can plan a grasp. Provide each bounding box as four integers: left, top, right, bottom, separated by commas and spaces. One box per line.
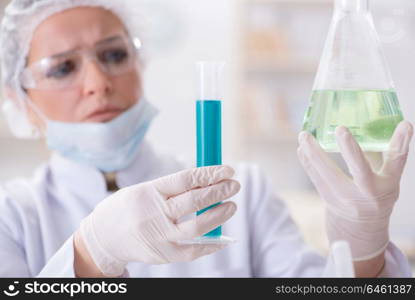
46, 99, 158, 172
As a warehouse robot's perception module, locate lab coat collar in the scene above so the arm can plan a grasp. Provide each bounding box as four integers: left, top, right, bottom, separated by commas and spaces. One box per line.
49, 141, 161, 204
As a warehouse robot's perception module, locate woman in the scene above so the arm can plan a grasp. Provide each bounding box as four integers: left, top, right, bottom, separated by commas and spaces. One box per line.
0, 0, 412, 278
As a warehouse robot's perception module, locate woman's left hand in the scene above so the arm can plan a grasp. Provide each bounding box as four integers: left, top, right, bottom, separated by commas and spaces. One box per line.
297, 121, 413, 266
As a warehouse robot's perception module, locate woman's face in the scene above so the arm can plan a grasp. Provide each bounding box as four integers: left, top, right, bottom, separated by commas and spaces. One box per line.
26, 6, 142, 127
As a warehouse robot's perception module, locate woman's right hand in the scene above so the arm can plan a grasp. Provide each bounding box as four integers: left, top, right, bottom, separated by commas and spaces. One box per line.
74, 165, 240, 277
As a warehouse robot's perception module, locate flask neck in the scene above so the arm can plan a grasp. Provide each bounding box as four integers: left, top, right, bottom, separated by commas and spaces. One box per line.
335, 0, 368, 13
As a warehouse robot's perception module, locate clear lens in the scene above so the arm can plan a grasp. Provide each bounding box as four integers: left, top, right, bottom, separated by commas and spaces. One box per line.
95, 38, 135, 76
36, 54, 81, 90
20, 35, 139, 90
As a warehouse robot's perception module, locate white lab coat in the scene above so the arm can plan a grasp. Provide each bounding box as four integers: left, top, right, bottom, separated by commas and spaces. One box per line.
0, 142, 411, 277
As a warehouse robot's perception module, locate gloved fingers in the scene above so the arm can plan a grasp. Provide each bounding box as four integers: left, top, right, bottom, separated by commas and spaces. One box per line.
297, 146, 339, 200
297, 146, 324, 189
381, 121, 413, 177
298, 131, 350, 184
164, 179, 240, 220
335, 126, 374, 181
151, 165, 235, 197
173, 201, 237, 241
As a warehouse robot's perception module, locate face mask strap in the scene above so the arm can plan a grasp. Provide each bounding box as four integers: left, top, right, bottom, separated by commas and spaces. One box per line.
22, 95, 49, 135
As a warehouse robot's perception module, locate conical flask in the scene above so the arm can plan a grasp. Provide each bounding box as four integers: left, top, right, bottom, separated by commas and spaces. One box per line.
302, 0, 403, 152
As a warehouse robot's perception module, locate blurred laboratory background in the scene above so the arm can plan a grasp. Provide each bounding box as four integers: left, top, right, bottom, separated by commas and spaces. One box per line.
1, 0, 415, 274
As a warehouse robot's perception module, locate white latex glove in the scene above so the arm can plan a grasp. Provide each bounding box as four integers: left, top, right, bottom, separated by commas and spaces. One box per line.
79, 165, 240, 276
297, 121, 413, 261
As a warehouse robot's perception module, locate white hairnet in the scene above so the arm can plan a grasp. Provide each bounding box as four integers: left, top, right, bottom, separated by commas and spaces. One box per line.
0, 0, 147, 138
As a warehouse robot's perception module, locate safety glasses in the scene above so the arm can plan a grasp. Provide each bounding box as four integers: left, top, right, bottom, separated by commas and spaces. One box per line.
20, 35, 141, 90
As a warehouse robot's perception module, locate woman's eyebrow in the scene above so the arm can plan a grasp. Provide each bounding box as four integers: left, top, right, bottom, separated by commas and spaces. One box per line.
95, 35, 123, 46
48, 48, 79, 59
42, 35, 124, 60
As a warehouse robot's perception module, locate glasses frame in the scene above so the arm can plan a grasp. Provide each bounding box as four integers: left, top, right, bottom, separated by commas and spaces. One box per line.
20, 34, 142, 91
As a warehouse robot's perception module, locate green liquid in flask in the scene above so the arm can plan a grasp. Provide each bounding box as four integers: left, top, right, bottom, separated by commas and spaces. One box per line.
303, 89, 403, 152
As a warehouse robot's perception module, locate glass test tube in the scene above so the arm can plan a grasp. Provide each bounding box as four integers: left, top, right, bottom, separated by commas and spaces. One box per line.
178, 61, 235, 245
196, 61, 224, 237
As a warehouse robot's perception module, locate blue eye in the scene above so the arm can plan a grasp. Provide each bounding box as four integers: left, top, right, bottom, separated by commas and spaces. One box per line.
46, 60, 76, 79
100, 49, 129, 64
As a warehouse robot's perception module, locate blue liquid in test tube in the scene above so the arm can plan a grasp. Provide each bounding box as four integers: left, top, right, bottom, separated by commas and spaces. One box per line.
196, 99, 222, 237
196, 61, 225, 238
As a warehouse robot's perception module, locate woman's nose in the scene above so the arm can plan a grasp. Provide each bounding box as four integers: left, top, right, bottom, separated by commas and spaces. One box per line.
82, 60, 113, 97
